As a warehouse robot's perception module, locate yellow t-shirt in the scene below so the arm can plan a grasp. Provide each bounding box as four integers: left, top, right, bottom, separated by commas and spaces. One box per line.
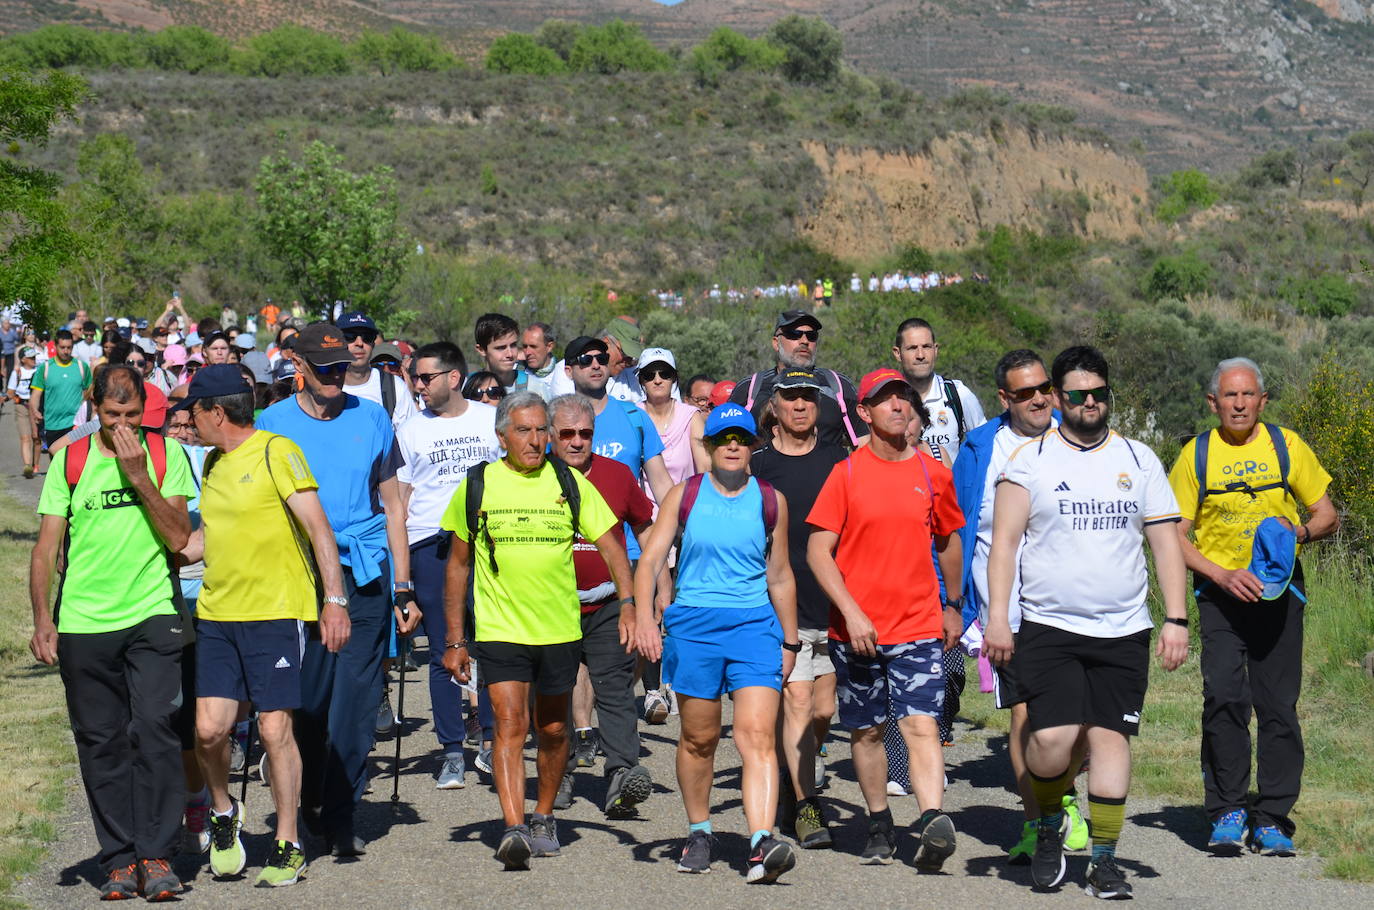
441, 459, 617, 646
197, 430, 322, 622
1168, 425, 1331, 571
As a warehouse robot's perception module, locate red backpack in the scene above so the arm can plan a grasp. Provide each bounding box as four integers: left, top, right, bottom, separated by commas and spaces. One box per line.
64, 431, 169, 493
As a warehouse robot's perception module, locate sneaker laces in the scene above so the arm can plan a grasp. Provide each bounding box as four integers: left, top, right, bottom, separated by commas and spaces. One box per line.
1092, 854, 1125, 883
141, 858, 173, 878
108, 862, 138, 885
265, 840, 291, 867
210, 807, 237, 850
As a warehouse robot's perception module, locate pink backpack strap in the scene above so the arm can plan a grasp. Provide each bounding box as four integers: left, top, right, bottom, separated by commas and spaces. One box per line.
745, 372, 760, 411
827, 369, 861, 447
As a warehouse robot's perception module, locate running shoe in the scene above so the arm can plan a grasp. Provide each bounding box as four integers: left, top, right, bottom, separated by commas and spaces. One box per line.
1008, 819, 1036, 865
228, 734, 246, 773
375, 691, 396, 734
794, 799, 833, 849
182, 797, 210, 854
677, 830, 715, 873
554, 771, 574, 810
137, 858, 180, 902
208, 799, 246, 877
23, 465, 34, 479
255, 840, 307, 887
529, 813, 561, 858
258, 753, 271, 787
604, 765, 652, 819
574, 729, 598, 768
1250, 825, 1296, 856
497, 824, 533, 870
436, 752, 466, 790
1063, 793, 1090, 851
886, 780, 908, 797
1208, 809, 1248, 854
860, 820, 896, 864
814, 754, 827, 791
99, 862, 139, 901
666, 687, 679, 716
745, 835, 796, 884
475, 747, 493, 775
914, 812, 957, 872
1031, 814, 1067, 890
643, 689, 669, 725
325, 831, 368, 857
464, 714, 482, 746
1083, 854, 1132, 899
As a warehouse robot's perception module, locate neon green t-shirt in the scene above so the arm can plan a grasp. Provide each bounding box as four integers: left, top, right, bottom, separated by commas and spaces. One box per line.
38, 435, 197, 633
441, 459, 617, 646
197, 431, 321, 623
31, 358, 92, 430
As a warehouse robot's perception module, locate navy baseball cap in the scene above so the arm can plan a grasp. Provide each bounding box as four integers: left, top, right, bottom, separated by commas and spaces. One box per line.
337, 312, 377, 334
170, 364, 252, 412
703, 403, 757, 437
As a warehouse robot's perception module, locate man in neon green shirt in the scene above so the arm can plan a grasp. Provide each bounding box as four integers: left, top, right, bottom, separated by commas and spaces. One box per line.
29, 365, 194, 901
440, 390, 633, 869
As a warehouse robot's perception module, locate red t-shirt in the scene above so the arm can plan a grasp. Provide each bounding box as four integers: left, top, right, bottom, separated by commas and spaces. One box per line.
806, 446, 964, 645
573, 455, 654, 613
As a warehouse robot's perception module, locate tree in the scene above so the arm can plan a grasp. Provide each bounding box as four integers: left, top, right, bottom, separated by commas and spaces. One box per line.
146, 26, 231, 73
235, 26, 351, 77
688, 27, 784, 86
765, 15, 842, 85
534, 20, 581, 62
1154, 169, 1218, 221
485, 33, 566, 75
352, 28, 457, 75
0, 66, 86, 330
567, 20, 672, 75
254, 141, 410, 320
1343, 130, 1374, 214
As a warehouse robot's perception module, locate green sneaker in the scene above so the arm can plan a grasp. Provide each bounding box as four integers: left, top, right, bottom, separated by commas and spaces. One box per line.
255, 840, 307, 887
1063, 794, 1090, 851
208, 799, 247, 877
1008, 819, 1036, 865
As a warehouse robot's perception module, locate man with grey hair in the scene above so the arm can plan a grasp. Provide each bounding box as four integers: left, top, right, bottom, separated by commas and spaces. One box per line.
522, 321, 559, 400
1167, 356, 1339, 857
440, 390, 633, 868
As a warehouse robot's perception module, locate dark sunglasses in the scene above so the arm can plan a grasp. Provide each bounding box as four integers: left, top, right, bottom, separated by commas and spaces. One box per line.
706, 431, 757, 447
343, 330, 378, 344
312, 363, 349, 377
476, 386, 506, 400
126, 359, 147, 367
639, 367, 676, 383
556, 427, 595, 441
1060, 386, 1111, 406
573, 352, 611, 368
777, 387, 819, 401
414, 370, 451, 387
777, 327, 819, 342
1005, 381, 1053, 402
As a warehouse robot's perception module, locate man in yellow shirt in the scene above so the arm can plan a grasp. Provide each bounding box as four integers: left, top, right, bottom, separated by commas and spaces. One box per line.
176, 365, 349, 888
1167, 357, 1339, 858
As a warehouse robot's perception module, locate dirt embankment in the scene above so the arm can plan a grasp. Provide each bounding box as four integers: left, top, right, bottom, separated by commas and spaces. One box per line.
799, 131, 1150, 262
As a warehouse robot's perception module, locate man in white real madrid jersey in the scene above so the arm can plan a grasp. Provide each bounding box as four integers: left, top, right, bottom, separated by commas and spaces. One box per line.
983, 345, 1190, 901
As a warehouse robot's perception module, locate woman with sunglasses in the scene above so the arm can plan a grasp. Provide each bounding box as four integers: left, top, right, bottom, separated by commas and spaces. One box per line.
633, 404, 801, 883
461, 371, 507, 405
637, 348, 708, 485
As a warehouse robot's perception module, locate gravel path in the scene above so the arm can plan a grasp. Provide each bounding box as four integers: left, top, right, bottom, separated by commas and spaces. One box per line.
3, 409, 1370, 909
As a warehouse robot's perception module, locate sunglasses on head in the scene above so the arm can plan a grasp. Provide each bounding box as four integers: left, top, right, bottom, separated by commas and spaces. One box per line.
777, 327, 819, 342
1005, 381, 1053, 402
476, 385, 506, 400
312, 362, 349, 377
556, 427, 594, 441
573, 352, 611, 368
639, 367, 676, 383
707, 431, 757, 447
1060, 386, 1111, 406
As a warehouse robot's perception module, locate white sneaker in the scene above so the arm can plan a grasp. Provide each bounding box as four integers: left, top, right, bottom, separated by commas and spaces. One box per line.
643, 690, 669, 724
886, 780, 909, 797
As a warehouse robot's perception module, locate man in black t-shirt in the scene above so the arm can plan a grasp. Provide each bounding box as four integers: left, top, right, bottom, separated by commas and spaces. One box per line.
750, 367, 847, 849
732, 311, 866, 450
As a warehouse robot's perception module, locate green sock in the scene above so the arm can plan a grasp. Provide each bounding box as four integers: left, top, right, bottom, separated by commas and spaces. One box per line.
1030, 768, 1069, 817
1088, 793, 1125, 852
689, 820, 712, 835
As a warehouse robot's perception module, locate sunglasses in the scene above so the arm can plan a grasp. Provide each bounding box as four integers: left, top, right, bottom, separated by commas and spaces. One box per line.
343, 330, 378, 344
639, 367, 676, 383
1005, 381, 1053, 402
126, 359, 147, 367
556, 427, 595, 441
573, 352, 611, 368
312, 363, 349, 377
706, 431, 757, 447
414, 370, 450, 387
777, 387, 819, 401
777, 327, 819, 342
1060, 386, 1111, 406
476, 386, 506, 400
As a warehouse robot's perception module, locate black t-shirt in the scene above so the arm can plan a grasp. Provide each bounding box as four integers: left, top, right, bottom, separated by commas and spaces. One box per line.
750, 441, 849, 630
730, 367, 862, 450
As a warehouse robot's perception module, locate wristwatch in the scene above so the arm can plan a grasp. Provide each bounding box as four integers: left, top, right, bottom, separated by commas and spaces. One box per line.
942, 597, 964, 611
393, 581, 414, 592
447, 639, 469, 651
1164, 617, 1189, 628
323, 595, 348, 609
782, 640, 803, 653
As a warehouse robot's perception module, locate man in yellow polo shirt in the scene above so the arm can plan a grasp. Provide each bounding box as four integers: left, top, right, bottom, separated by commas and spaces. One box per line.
1168, 357, 1339, 858
176, 365, 349, 888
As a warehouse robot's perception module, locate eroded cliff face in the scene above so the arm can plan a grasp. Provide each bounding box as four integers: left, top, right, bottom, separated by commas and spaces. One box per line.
798, 131, 1150, 261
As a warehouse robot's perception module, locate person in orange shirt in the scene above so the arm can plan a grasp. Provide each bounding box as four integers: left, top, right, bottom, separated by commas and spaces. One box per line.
260, 301, 282, 332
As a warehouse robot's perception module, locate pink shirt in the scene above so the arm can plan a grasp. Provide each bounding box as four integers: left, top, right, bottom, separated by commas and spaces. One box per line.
641, 399, 699, 488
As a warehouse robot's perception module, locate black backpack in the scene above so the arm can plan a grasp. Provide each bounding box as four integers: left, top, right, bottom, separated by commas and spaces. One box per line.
464, 457, 582, 575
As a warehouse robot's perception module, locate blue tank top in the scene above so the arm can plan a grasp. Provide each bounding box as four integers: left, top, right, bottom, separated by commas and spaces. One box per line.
674, 475, 771, 609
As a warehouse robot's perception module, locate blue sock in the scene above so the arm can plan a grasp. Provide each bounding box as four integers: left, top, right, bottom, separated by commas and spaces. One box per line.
689, 820, 712, 835
750, 829, 770, 848
1091, 842, 1116, 861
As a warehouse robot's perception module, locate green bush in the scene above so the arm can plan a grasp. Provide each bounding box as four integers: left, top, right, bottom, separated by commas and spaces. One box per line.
689, 27, 784, 77
146, 26, 231, 74
567, 20, 672, 75
1155, 168, 1219, 221
765, 15, 842, 85
352, 28, 457, 75
1145, 250, 1213, 301
1287, 356, 1374, 548
534, 20, 581, 62
486, 34, 566, 75
1280, 272, 1358, 317
234, 26, 351, 78
0, 24, 148, 69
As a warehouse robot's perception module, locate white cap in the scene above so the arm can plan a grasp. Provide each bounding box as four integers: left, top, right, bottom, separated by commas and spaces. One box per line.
636, 347, 676, 373
116, 317, 130, 328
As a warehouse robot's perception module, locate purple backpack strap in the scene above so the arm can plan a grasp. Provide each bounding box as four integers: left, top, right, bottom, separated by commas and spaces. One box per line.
677, 473, 705, 528
756, 477, 778, 536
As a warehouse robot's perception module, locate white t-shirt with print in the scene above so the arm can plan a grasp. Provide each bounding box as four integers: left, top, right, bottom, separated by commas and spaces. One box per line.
347, 367, 418, 431
395, 404, 501, 545
921, 373, 987, 463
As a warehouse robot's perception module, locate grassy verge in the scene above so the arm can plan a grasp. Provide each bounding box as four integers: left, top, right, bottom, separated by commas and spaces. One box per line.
0, 492, 72, 910
960, 547, 1374, 880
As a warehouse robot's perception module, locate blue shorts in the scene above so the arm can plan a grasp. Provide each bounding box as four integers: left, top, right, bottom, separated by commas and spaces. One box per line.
832, 638, 945, 730
196, 618, 305, 713
663, 603, 782, 699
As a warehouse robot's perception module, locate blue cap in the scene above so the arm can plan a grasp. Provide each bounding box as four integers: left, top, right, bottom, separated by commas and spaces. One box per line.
1249, 516, 1298, 600
337, 312, 377, 333
704, 403, 757, 437
186, 331, 201, 347
170, 364, 252, 413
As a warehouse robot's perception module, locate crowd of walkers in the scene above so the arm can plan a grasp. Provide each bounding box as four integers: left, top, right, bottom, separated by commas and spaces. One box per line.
22, 301, 1336, 900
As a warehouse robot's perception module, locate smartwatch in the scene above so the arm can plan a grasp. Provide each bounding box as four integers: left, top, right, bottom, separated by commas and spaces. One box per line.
1164, 617, 1189, 628
782, 640, 803, 653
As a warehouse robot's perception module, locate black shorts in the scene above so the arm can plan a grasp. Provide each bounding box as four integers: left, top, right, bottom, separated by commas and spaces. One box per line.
42, 426, 71, 450
1013, 621, 1150, 736
993, 643, 1025, 710
473, 640, 581, 695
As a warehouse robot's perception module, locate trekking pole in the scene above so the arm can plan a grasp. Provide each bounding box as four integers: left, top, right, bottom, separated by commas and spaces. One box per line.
391, 598, 412, 805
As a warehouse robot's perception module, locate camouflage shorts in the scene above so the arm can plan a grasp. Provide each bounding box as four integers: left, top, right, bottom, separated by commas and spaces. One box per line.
831, 638, 944, 730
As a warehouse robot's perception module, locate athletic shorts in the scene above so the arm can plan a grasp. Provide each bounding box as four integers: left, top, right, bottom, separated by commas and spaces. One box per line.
831, 638, 944, 730
472, 639, 581, 695
42, 426, 70, 450
14, 403, 34, 436
785, 627, 835, 684
1014, 621, 1150, 736
662, 603, 782, 699
993, 631, 1025, 709
195, 618, 305, 713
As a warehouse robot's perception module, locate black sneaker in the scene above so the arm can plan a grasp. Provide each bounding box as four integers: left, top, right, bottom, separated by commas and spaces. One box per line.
529, 813, 561, 858
861, 820, 897, 865
745, 835, 796, 884
554, 772, 574, 810
604, 765, 652, 819
1031, 815, 1067, 890
574, 729, 598, 767
914, 812, 957, 873
1083, 854, 1133, 899
138, 858, 181, 902
676, 830, 715, 873
497, 825, 533, 870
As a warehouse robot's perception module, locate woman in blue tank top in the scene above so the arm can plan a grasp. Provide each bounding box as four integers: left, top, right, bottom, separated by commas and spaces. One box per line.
633, 404, 801, 883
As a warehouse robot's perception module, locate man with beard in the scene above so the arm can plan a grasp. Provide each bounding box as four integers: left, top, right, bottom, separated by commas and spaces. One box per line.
730, 311, 865, 450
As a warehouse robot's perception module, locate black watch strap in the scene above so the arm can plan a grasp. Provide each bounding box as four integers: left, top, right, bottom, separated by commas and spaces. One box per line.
1164, 617, 1189, 628
782, 640, 803, 653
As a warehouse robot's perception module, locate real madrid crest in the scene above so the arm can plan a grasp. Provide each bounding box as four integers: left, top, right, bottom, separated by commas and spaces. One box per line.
938, 410, 950, 426
1117, 473, 1133, 491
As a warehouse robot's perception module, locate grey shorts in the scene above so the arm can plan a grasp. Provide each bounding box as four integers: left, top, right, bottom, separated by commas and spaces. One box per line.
784, 627, 835, 683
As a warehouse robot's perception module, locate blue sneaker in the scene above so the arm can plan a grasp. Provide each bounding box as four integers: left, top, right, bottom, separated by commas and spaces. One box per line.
1207, 809, 1247, 854
1250, 825, 1296, 856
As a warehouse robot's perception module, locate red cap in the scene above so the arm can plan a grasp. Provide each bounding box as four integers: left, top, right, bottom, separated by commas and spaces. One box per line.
858, 368, 911, 402
142, 382, 168, 430
709, 380, 736, 407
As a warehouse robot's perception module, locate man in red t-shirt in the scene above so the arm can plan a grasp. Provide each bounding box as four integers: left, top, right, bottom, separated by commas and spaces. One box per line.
550, 393, 657, 823
807, 367, 965, 870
